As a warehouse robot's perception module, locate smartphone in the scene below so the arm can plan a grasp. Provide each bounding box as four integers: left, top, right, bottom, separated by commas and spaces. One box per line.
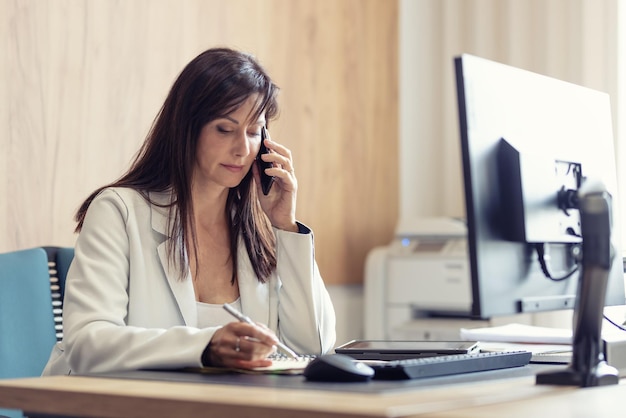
257, 126, 275, 195
334, 340, 480, 360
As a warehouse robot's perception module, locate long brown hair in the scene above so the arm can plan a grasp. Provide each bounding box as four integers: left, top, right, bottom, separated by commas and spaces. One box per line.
75, 47, 279, 283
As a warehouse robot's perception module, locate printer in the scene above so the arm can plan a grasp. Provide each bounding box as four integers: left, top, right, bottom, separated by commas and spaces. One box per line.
364, 217, 475, 340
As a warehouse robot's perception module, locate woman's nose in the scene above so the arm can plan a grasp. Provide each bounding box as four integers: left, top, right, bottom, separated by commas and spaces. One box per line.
234, 132, 252, 156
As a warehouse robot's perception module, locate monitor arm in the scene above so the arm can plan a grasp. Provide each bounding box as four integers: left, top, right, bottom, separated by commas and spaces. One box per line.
536, 182, 619, 387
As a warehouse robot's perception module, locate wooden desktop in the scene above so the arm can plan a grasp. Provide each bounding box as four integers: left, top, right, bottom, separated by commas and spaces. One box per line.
0, 367, 624, 418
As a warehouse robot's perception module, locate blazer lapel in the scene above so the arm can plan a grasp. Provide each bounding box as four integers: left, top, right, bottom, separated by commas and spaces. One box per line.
150, 191, 197, 326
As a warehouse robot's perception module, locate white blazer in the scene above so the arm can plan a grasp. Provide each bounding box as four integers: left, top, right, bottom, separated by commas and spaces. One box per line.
43, 187, 336, 375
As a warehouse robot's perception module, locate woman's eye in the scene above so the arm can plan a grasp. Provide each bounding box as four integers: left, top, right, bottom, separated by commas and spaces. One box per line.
217, 126, 232, 134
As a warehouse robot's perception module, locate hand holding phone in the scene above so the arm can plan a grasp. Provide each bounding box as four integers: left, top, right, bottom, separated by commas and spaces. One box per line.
257, 126, 275, 195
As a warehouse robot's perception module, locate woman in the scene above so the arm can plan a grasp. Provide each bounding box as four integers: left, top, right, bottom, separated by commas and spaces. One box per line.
43, 47, 336, 375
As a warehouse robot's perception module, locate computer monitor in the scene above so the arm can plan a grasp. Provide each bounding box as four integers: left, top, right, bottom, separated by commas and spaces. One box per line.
455, 54, 626, 386
454, 54, 625, 320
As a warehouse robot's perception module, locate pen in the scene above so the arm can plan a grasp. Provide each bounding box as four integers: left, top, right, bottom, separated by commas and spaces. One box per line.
222, 303, 299, 359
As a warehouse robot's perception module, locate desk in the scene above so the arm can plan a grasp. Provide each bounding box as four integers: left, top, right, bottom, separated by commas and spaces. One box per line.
0, 369, 624, 418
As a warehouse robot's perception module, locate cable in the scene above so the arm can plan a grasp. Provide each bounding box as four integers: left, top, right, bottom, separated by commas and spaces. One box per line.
534, 243, 579, 282
603, 314, 626, 332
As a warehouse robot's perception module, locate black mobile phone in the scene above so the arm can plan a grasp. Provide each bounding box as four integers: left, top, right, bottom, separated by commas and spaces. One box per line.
257, 126, 275, 195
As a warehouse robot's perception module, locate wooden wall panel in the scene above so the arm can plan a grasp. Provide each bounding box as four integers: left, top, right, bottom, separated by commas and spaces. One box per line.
1, 0, 398, 285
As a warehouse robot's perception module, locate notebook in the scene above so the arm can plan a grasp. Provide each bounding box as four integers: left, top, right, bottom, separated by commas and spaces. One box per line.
184, 354, 315, 375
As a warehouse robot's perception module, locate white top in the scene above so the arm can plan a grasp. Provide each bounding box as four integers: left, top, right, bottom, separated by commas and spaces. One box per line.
196, 298, 242, 329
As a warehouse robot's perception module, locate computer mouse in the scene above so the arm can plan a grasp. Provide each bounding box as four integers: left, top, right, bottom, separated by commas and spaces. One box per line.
303, 354, 375, 382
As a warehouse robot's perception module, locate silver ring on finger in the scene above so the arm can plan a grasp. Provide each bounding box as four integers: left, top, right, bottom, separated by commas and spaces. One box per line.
235, 336, 241, 352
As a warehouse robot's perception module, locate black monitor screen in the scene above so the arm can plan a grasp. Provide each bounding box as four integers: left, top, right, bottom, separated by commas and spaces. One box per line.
454, 54, 626, 319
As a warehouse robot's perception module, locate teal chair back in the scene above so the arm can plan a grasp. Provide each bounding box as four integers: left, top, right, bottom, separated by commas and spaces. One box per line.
0, 247, 72, 418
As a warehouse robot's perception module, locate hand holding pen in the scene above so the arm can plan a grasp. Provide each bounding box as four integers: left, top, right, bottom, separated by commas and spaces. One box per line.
204, 310, 285, 369
223, 304, 299, 359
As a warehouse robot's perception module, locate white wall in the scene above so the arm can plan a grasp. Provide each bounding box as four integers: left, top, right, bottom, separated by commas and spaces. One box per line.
330, 0, 625, 347
327, 285, 364, 347
399, 0, 621, 221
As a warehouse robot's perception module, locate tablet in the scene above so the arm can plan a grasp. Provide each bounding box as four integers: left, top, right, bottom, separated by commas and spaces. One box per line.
334, 340, 480, 360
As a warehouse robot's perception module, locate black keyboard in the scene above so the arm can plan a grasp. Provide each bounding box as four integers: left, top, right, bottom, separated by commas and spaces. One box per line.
370, 351, 532, 380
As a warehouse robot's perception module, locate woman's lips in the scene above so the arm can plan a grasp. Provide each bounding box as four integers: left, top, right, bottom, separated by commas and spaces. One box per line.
223, 164, 244, 173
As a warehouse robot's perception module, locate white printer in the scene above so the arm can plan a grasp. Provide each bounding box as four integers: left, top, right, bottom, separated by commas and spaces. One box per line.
364, 217, 476, 340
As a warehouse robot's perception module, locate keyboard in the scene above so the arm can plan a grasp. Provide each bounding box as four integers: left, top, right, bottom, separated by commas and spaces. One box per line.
369, 350, 532, 380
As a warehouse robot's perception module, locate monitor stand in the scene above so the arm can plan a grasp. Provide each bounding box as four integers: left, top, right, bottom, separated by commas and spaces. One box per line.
536, 189, 619, 387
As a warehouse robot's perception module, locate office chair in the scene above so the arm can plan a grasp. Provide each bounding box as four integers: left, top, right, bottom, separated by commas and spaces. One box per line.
0, 248, 66, 418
